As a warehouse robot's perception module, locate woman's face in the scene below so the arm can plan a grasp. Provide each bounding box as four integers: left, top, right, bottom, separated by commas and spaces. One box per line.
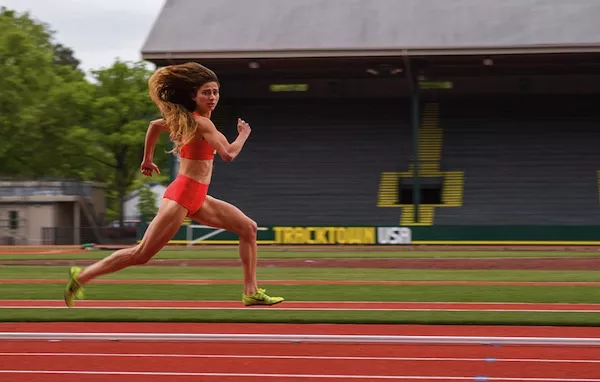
194, 81, 219, 113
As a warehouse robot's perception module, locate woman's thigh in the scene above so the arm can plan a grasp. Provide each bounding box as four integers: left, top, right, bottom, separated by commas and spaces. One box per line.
190, 195, 255, 234
138, 198, 188, 255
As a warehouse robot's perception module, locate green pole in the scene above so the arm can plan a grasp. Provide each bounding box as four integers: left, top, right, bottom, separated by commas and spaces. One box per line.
412, 82, 421, 223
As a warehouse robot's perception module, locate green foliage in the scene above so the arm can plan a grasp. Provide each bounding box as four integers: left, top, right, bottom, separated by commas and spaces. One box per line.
86, 60, 164, 225
0, 7, 172, 228
137, 183, 158, 221
0, 7, 98, 180
0, 7, 62, 175
53, 43, 81, 70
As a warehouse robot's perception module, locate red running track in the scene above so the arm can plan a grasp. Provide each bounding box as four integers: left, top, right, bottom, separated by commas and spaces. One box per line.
0, 323, 599, 381
3, 278, 600, 286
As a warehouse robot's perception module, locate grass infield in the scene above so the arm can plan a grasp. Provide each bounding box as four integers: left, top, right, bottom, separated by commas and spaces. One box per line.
0, 309, 598, 326
0, 283, 598, 303
1, 266, 600, 282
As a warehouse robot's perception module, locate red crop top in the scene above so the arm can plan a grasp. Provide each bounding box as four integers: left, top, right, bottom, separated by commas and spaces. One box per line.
179, 137, 216, 160
179, 112, 217, 160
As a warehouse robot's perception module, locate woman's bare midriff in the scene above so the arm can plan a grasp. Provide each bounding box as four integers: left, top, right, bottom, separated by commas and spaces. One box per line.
178, 157, 213, 185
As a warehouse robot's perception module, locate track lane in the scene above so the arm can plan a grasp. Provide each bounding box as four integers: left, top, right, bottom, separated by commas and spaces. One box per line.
1, 337, 599, 380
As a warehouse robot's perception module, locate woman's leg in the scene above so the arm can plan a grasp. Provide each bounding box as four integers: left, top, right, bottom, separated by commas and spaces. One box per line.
64, 199, 188, 307
190, 195, 283, 305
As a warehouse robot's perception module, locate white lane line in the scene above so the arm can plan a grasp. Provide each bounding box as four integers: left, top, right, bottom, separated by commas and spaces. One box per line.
1, 306, 598, 313
0, 370, 599, 381
1, 332, 599, 346
0, 352, 599, 363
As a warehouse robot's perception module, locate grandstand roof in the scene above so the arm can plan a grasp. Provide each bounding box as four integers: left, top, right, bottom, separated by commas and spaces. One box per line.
141, 0, 600, 61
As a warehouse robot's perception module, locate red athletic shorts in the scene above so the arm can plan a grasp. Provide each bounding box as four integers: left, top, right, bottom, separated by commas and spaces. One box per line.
163, 174, 209, 216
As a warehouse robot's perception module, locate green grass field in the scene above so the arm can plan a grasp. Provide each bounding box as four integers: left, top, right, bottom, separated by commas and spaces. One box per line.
2, 282, 599, 303
2, 265, 600, 282
0, 248, 598, 326
1, 309, 597, 326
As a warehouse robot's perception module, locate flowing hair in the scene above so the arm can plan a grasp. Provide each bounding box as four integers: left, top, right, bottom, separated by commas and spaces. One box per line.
148, 62, 219, 154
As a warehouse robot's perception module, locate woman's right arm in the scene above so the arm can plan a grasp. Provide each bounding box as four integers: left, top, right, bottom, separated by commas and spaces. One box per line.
143, 119, 168, 163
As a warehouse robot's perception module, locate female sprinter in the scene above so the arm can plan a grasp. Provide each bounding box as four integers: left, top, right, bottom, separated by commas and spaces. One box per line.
64, 62, 284, 307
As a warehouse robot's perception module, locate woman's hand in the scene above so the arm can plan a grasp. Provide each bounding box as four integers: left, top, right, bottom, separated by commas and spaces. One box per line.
237, 118, 251, 137
140, 160, 160, 177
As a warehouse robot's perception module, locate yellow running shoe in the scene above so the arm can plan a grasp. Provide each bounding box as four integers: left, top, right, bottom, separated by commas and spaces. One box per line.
64, 266, 84, 308
242, 288, 284, 306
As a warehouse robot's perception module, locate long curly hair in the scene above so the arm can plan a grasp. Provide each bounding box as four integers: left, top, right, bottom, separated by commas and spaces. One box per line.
148, 62, 219, 154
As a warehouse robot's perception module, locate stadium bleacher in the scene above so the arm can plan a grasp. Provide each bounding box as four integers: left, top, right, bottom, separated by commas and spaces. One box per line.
436, 95, 600, 225
207, 100, 413, 225
206, 95, 600, 226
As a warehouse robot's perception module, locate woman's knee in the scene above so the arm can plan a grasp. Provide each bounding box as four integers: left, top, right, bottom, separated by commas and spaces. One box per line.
239, 219, 258, 241
129, 243, 157, 265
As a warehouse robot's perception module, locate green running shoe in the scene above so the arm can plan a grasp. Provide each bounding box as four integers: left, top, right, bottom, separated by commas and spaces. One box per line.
242, 287, 284, 306
64, 266, 84, 308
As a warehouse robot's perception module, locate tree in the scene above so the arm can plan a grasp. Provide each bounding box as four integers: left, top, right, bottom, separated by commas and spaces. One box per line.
0, 7, 95, 179
0, 7, 56, 175
87, 60, 169, 227
0, 7, 171, 227
137, 182, 158, 221
53, 43, 81, 70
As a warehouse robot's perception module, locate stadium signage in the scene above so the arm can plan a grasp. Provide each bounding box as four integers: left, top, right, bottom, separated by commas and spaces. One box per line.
139, 222, 600, 246
269, 84, 309, 92
377, 227, 412, 245
138, 223, 413, 245
272, 226, 411, 245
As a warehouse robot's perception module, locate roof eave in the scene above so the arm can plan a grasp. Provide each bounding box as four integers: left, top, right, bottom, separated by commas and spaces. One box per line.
141, 44, 600, 61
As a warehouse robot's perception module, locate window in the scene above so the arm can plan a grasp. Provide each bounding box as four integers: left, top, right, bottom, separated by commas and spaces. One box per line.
9, 211, 18, 230
398, 177, 443, 205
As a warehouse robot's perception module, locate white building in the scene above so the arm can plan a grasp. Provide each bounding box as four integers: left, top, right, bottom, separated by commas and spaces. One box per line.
122, 183, 166, 223
0, 180, 106, 245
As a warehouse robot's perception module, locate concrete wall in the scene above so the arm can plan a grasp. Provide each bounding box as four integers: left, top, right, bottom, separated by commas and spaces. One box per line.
0, 204, 55, 245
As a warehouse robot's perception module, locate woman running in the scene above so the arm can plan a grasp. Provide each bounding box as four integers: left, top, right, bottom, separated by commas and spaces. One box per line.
64, 62, 284, 307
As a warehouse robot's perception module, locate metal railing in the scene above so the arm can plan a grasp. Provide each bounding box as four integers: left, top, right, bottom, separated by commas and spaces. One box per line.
0, 181, 97, 198
41, 226, 138, 245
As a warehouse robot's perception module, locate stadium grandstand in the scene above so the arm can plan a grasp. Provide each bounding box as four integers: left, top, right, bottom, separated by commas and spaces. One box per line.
139, 0, 600, 244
